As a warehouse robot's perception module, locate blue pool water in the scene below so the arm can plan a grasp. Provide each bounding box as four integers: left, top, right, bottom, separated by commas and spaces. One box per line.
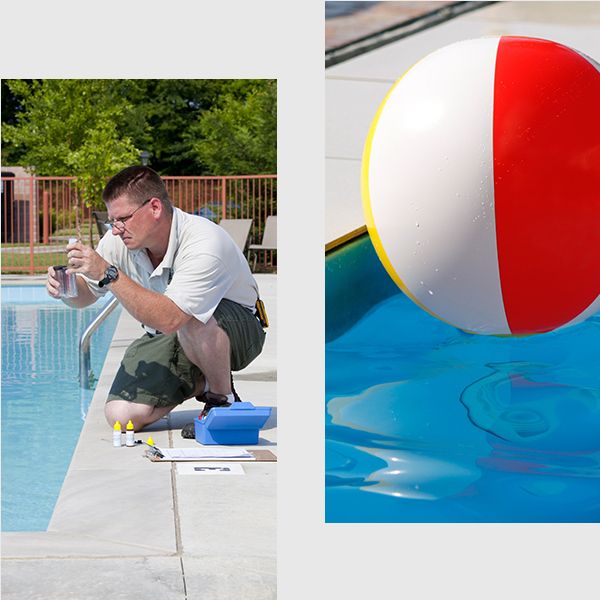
1, 286, 121, 531
326, 291, 600, 522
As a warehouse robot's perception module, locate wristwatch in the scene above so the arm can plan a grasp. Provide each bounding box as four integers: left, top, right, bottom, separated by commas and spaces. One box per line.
98, 265, 119, 288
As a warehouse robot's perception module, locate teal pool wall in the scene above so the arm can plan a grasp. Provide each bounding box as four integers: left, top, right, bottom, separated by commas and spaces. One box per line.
326, 234, 399, 342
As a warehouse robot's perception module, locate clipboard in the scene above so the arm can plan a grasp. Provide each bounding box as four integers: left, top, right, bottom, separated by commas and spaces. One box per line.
146, 448, 277, 462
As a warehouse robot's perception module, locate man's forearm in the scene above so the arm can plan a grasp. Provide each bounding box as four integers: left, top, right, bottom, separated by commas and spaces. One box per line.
107, 271, 191, 334
65, 240, 191, 333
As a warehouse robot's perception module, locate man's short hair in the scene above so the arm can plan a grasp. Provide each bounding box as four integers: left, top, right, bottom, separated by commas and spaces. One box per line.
103, 166, 173, 214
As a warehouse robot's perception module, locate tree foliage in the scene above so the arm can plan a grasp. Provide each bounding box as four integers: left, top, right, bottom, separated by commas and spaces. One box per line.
190, 80, 277, 175
121, 79, 262, 175
2, 79, 277, 191
2, 80, 139, 207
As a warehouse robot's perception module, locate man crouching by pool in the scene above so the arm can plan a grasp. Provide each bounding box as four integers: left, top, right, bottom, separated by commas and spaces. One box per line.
46, 166, 266, 438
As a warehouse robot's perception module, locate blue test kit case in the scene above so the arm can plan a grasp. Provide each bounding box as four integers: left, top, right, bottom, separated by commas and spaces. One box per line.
194, 402, 272, 445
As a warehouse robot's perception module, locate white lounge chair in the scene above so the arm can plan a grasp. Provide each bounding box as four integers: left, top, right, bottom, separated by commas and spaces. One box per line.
219, 218, 253, 252
248, 215, 277, 271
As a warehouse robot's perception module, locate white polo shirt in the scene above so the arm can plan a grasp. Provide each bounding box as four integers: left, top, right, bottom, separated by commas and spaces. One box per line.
85, 208, 259, 327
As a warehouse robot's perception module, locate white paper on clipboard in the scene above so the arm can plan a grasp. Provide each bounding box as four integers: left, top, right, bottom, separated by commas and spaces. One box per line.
154, 447, 253, 461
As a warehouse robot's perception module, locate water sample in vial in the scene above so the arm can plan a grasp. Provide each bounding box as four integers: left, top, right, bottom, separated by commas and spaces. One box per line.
53, 266, 78, 298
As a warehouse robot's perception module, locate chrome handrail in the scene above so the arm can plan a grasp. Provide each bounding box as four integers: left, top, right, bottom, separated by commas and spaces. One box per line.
79, 295, 120, 389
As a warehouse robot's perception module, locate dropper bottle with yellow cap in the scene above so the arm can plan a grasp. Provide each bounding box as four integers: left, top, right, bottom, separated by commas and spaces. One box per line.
113, 421, 122, 447
125, 420, 135, 447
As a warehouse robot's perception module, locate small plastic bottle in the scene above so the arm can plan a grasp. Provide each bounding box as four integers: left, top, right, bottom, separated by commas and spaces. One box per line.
113, 421, 122, 447
125, 420, 135, 447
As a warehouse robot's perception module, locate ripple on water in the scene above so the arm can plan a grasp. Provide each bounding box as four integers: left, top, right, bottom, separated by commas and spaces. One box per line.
326, 293, 600, 521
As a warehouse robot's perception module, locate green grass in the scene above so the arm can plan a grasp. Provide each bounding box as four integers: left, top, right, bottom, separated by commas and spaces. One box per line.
2, 251, 65, 273
1, 226, 102, 273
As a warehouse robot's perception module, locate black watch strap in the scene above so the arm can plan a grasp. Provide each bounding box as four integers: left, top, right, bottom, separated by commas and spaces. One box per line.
98, 265, 119, 288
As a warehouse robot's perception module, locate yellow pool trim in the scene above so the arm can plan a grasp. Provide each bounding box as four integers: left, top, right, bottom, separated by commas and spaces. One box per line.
325, 226, 368, 254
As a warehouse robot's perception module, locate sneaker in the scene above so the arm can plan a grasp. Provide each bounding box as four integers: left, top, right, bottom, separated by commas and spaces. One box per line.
198, 391, 231, 418
181, 382, 242, 439
195, 373, 241, 406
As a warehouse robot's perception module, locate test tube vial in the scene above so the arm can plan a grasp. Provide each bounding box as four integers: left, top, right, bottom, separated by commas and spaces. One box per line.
65, 237, 79, 298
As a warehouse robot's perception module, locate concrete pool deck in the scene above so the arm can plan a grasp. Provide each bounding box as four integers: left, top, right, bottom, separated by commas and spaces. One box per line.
1, 274, 277, 600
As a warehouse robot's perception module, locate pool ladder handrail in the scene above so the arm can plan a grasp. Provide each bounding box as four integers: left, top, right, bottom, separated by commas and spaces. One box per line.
79, 295, 120, 389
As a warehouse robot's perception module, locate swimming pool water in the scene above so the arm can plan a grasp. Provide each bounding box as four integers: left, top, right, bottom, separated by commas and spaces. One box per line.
1, 287, 121, 531
326, 291, 600, 522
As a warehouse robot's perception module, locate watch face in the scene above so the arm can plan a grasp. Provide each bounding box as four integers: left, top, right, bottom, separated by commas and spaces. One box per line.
99, 266, 118, 288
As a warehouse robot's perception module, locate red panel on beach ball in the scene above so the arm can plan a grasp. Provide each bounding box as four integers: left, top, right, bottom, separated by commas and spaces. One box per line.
493, 37, 600, 334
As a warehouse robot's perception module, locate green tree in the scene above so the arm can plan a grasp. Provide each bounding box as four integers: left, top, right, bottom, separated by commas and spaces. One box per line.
2, 79, 140, 210
190, 80, 277, 175
121, 79, 265, 175
2, 79, 277, 183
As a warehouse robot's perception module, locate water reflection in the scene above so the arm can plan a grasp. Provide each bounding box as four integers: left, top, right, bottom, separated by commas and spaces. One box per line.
460, 361, 600, 453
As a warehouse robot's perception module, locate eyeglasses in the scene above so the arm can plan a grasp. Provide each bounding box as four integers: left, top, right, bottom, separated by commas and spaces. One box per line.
107, 198, 152, 230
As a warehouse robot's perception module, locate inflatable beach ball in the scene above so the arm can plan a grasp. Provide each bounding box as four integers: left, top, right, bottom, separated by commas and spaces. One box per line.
362, 36, 600, 335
